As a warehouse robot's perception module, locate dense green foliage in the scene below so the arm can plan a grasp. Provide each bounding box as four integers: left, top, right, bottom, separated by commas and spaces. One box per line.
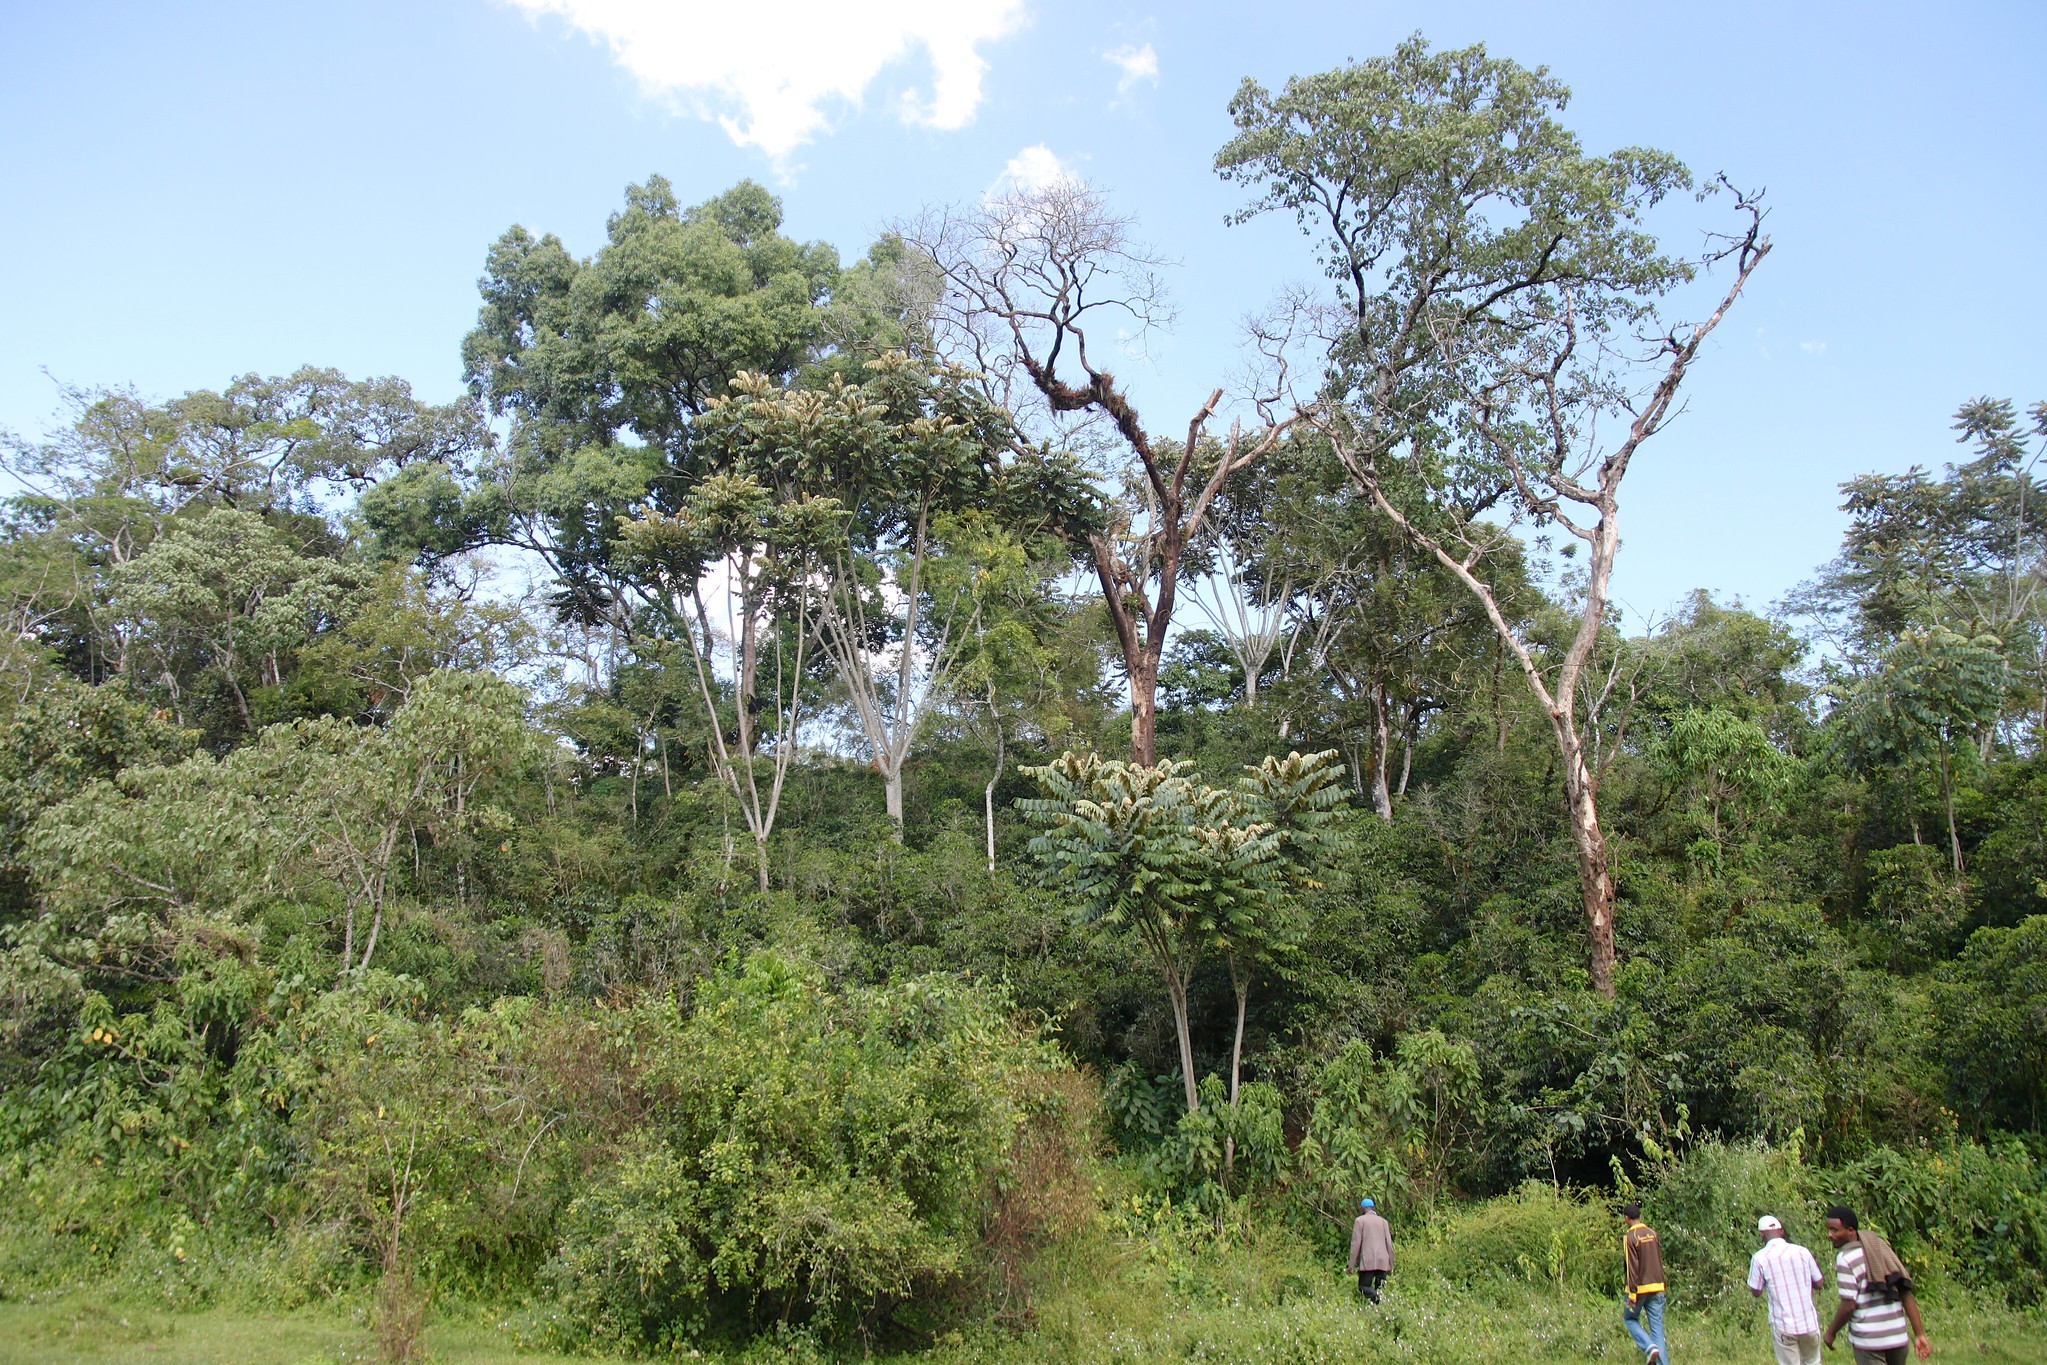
1, 34, 2043, 1362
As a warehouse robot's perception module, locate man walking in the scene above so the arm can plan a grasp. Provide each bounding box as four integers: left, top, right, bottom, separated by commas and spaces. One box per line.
1622, 1201, 1669, 1365
1747, 1215, 1824, 1365
1822, 1205, 1930, 1363
1348, 1197, 1392, 1303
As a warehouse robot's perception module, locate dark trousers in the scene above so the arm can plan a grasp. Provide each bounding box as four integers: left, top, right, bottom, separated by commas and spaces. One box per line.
1356, 1269, 1388, 1302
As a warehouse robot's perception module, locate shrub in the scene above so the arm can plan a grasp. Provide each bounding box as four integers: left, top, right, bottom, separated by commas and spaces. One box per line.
1403, 1183, 1618, 1296
980, 1066, 1102, 1324
1640, 1137, 1821, 1305
1835, 1137, 2047, 1304
1639, 1133, 2047, 1308
545, 952, 1075, 1348
1294, 1031, 1486, 1234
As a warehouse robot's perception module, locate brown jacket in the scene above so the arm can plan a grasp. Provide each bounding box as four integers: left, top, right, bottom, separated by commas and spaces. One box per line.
1349, 1211, 1394, 1272
1624, 1221, 1666, 1294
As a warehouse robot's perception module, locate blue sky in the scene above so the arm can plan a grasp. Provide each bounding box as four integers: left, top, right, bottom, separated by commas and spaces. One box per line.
3, 1, 2042, 624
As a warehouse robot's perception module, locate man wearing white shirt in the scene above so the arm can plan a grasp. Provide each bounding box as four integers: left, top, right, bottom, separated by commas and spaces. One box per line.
1747, 1215, 1824, 1365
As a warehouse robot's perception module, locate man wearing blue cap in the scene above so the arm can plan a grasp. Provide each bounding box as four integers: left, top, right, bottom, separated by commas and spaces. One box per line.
1349, 1197, 1393, 1302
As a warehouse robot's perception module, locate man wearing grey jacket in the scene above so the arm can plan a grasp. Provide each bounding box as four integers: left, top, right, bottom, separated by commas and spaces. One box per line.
1348, 1197, 1393, 1303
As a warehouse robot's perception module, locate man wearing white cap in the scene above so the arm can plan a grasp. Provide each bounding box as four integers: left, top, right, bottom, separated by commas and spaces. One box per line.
1747, 1215, 1824, 1365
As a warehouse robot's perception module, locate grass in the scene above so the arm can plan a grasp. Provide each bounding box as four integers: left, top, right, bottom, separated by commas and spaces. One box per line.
2, 1273, 2043, 1365
0, 1294, 589, 1365
925, 1281, 2046, 1364
1, 1187, 2039, 1364
914, 1218, 2047, 1365
1, 1278, 2039, 1365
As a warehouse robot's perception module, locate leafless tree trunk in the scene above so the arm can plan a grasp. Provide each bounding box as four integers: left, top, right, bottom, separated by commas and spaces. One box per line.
811, 510, 976, 838
1164, 966, 1199, 1114
664, 547, 810, 891
1223, 951, 1252, 1177
1189, 531, 1291, 710
1397, 702, 1423, 799
983, 678, 1004, 874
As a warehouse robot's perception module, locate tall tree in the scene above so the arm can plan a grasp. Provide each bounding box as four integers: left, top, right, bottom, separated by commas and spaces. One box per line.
614, 463, 832, 889
621, 357, 1088, 845
454, 178, 842, 650
930, 514, 1075, 870
111, 509, 365, 734
1217, 37, 1769, 995
1216, 435, 1528, 815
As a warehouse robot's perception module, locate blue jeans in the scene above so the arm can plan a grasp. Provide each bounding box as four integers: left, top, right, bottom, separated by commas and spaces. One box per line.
1624, 1291, 1667, 1360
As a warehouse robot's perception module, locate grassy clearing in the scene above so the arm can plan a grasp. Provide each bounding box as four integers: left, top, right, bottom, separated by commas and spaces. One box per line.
1, 1183, 2039, 1364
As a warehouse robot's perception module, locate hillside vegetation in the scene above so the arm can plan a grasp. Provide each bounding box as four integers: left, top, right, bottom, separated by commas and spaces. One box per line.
1, 36, 2042, 1363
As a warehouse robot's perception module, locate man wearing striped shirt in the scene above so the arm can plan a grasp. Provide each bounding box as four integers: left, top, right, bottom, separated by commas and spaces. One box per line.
1822, 1205, 1930, 1364
1746, 1215, 1823, 1365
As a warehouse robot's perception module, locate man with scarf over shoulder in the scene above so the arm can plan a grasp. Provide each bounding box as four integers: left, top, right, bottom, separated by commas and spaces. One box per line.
1822, 1205, 1930, 1363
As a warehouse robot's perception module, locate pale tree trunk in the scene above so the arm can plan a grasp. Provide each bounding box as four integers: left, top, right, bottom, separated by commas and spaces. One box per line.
1940, 748, 1964, 877
1223, 955, 1251, 1176
1369, 679, 1394, 820
813, 515, 971, 840
1189, 539, 1289, 714
1166, 972, 1200, 1114
1554, 720, 1617, 995
454, 759, 467, 909
674, 555, 807, 894
984, 681, 1004, 874
358, 899, 386, 974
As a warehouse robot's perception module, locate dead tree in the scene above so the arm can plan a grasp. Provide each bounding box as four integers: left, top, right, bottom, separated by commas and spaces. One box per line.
908, 180, 1304, 764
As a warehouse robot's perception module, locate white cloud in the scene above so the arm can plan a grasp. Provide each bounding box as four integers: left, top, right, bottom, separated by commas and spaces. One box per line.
1102, 42, 1158, 98
503, 0, 1029, 161
1799, 340, 1828, 357
991, 143, 1074, 197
